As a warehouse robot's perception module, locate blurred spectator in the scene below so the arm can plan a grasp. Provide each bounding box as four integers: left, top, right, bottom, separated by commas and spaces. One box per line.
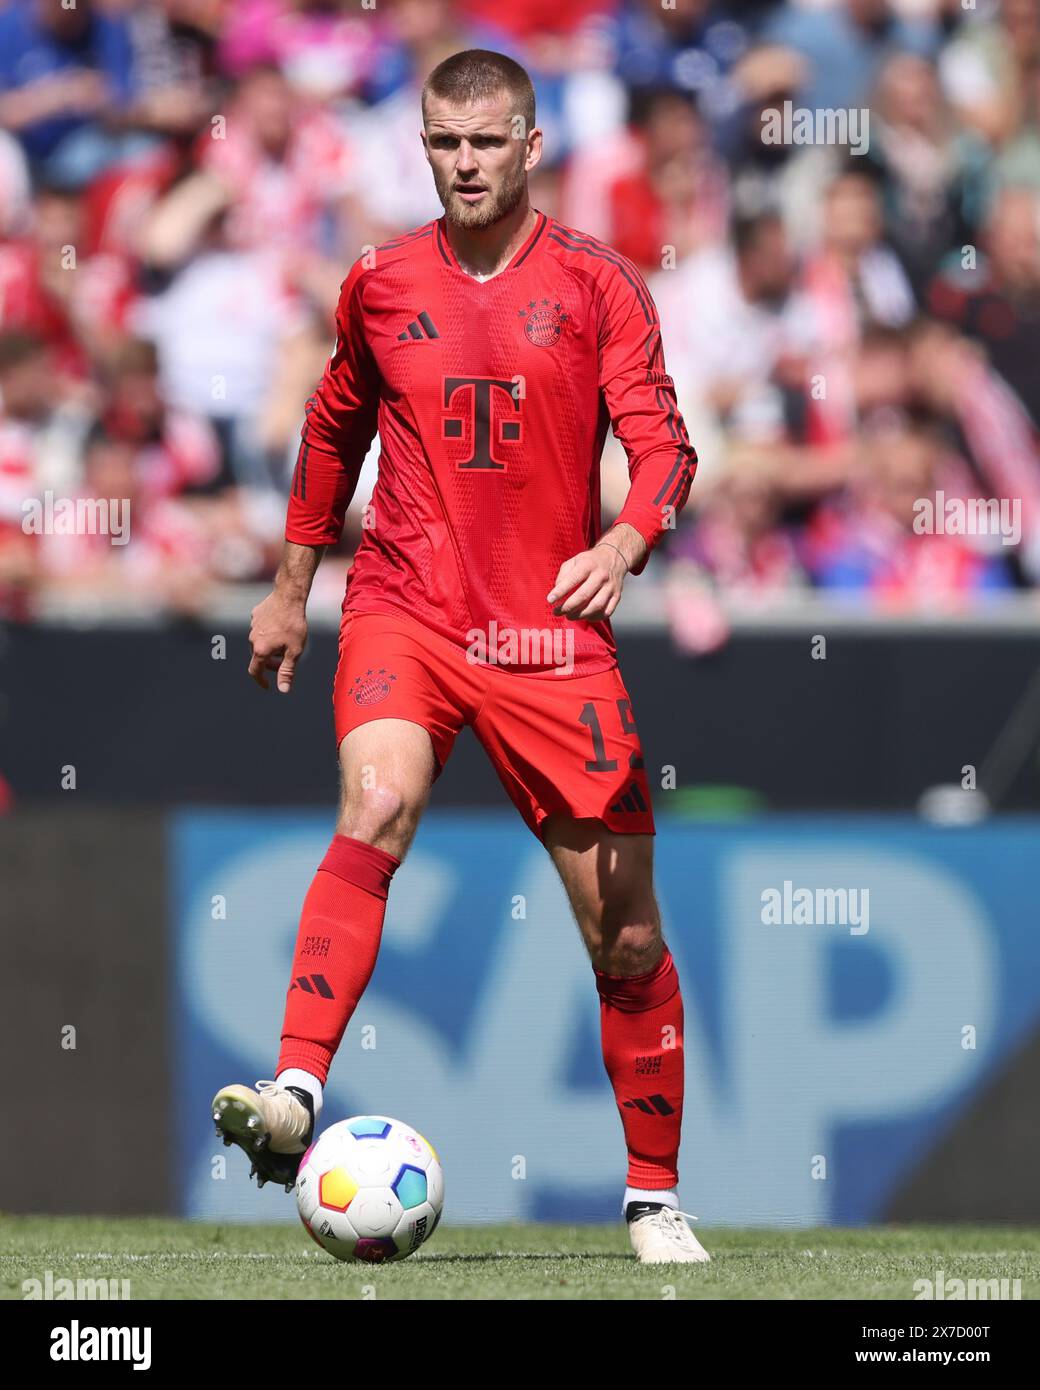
36, 423, 210, 612
850, 321, 912, 428
655, 209, 818, 443
905, 316, 1040, 578
0, 331, 48, 618
605, 0, 754, 126
939, 0, 1040, 148
136, 170, 305, 494
762, 0, 937, 113
0, 0, 137, 184
993, 53, 1040, 187
123, 0, 221, 140
844, 316, 1040, 575
664, 459, 809, 653
99, 335, 222, 499
867, 51, 991, 298
604, 86, 728, 270
198, 62, 355, 308
800, 166, 915, 442
804, 165, 916, 338
38, 419, 282, 613
722, 44, 838, 240
0, 183, 136, 378
804, 421, 1015, 605
927, 184, 1040, 428
218, 0, 377, 102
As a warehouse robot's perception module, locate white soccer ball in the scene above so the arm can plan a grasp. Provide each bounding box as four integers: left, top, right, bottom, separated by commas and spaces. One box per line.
295, 1116, 444, 1262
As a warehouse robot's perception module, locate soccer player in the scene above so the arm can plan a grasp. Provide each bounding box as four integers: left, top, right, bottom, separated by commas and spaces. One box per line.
212, 49, 704, 1263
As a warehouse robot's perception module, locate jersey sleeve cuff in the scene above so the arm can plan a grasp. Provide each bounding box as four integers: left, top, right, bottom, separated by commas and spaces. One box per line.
613, 509, 660, 576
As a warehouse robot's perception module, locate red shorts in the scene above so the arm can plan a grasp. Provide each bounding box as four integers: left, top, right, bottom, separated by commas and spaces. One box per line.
332, 608, 655, 840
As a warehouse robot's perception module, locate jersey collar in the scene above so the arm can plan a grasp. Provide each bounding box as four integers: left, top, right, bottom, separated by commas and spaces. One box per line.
435, 209, 549, 281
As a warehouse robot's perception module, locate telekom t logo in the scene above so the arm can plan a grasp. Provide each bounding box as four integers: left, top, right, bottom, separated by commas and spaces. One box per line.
442, 376, 523, 470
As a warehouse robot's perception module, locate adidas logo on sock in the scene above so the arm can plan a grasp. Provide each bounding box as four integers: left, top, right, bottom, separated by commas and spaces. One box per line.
622, 1093, 675, 1116
289, 974, 335, 998
397, 311, 440, 341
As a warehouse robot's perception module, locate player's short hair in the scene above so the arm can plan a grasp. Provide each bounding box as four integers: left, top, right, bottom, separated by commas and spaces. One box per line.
422, 49, 535, 132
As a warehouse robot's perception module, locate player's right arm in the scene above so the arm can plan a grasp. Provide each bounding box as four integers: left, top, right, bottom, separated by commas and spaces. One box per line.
249, 261, 380, 693
248, 542, 323, 692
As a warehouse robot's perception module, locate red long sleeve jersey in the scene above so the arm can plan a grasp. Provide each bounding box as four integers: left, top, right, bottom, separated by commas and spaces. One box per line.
286, 211, 697, 677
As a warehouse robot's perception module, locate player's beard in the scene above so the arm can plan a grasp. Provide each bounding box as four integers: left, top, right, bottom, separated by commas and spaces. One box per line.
434, 152, 528, 231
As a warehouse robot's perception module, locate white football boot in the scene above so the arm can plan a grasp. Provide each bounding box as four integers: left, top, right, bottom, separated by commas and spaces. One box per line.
211, 1079, 314, 1191
628, 1205, 712, 1263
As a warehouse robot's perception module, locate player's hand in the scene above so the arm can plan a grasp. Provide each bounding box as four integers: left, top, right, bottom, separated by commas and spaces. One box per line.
547, 544, 627, 622
248, 589, 308, 693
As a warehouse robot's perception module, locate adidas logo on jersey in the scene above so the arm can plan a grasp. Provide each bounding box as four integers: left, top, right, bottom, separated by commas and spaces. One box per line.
397, 311, 440, 341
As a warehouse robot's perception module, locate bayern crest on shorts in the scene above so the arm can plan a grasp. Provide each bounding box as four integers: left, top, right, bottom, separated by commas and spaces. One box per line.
351, 668, 397, 706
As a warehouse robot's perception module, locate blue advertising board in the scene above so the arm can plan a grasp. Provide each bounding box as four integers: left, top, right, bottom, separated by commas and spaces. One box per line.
172, 812, 1040, 1226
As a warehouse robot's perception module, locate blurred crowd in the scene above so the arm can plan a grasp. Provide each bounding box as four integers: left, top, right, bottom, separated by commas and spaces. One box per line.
1, 0, 1040, 644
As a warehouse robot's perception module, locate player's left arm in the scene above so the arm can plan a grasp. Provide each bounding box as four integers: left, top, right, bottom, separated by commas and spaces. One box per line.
548, 263, 697, 621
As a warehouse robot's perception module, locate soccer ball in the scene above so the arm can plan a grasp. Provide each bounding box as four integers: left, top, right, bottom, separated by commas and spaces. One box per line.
295, 1115, 444, 1263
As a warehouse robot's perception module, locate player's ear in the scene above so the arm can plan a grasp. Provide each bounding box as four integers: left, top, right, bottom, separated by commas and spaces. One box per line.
524, 127, 543, 174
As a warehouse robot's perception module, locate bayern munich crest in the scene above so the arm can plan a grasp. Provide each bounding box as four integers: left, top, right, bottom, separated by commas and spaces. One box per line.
351, 667, 397, 706
518, 298, 569, 347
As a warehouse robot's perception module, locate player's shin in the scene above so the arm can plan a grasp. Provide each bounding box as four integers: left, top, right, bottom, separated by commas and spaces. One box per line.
277, 834, 401, 1085
595, 945, 684, 1200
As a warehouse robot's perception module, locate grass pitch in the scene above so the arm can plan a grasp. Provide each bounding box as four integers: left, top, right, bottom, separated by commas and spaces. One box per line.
2, 1217, 1039, 1300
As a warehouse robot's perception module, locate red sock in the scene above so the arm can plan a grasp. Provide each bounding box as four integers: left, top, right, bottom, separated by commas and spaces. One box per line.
595, 946, 684, 1190
277, 835, 400, 1085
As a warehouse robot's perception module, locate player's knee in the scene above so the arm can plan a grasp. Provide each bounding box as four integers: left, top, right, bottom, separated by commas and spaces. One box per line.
336, 781, 421, 856
592, 916, 662, 976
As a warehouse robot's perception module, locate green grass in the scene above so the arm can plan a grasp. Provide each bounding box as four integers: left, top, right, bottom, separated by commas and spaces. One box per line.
2, 1217, 1039, 1300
